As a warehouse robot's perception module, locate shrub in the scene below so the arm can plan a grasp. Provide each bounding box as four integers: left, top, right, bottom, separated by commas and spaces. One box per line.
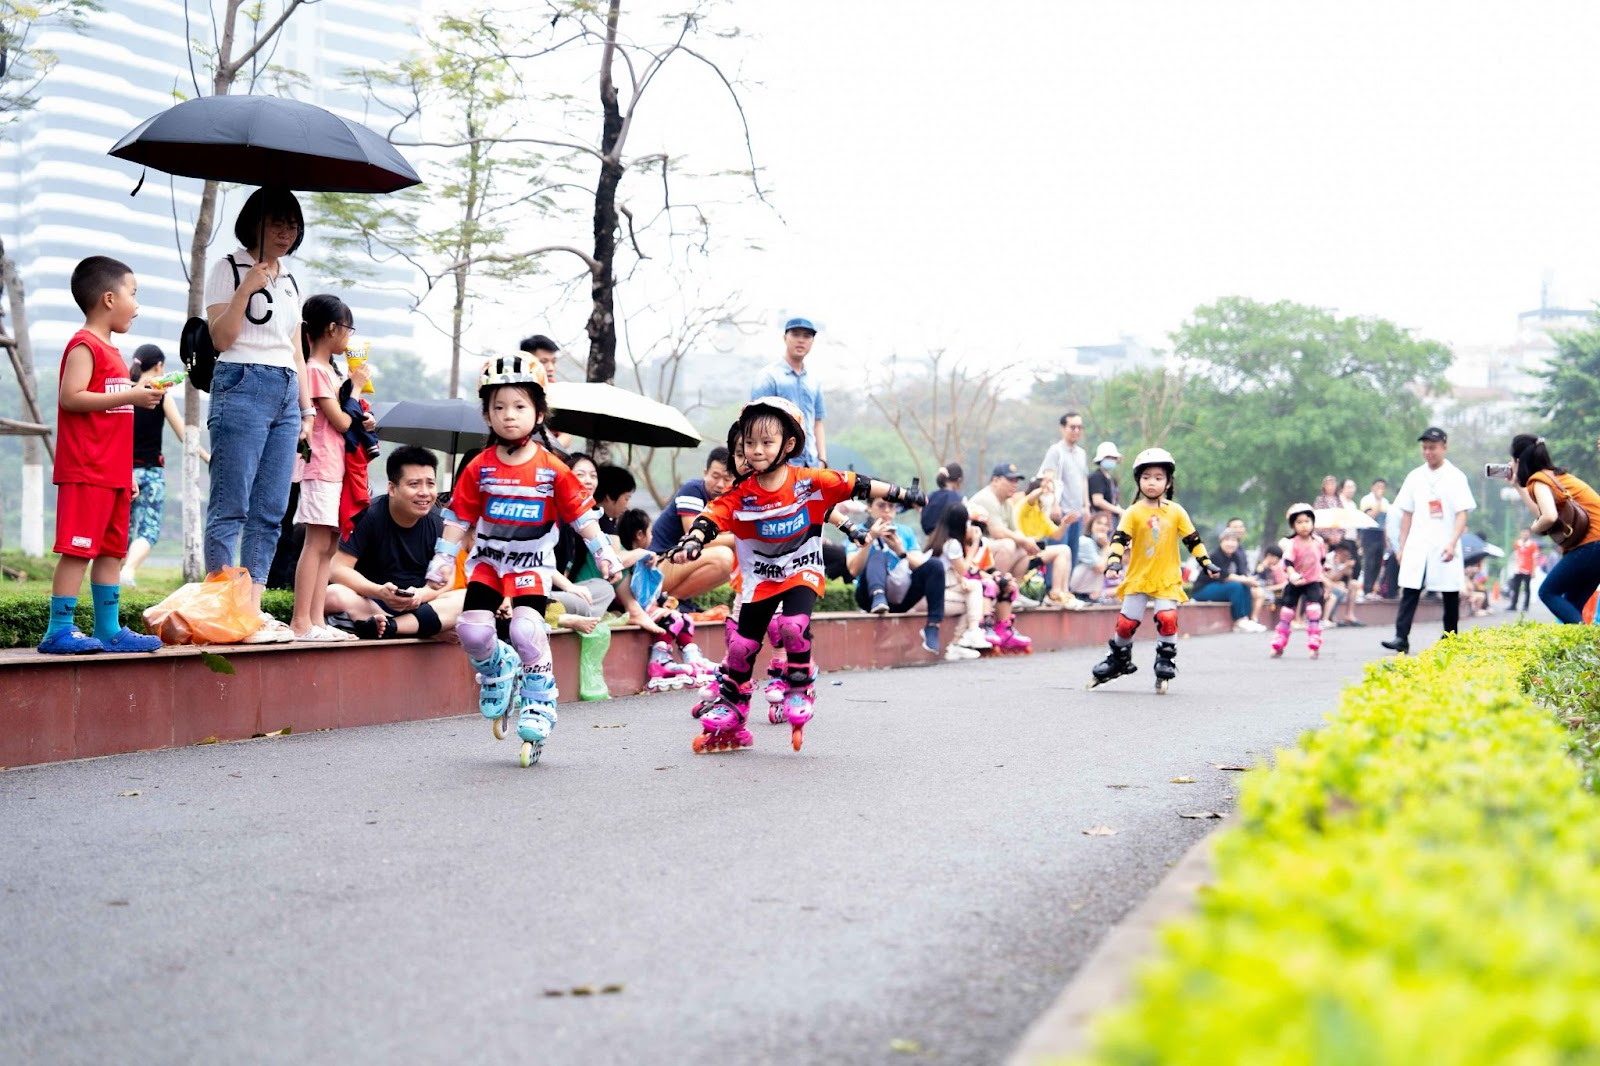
689, 579, 859, 614
0, 586, 301, 648
1082, 623, 1600, 1065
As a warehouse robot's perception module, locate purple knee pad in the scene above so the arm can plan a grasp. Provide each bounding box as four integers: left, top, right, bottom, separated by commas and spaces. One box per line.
662, 610, 695, 648
766, 615, 784, 649
508, 606, 551, 669
457, 610, 498, 663
774, 612, 812, 657
725, 631, 761, 674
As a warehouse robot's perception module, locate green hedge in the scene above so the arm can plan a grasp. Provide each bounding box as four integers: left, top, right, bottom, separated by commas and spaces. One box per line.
0, 588, 297, 649
1082, 623, 1600, 1064
691, 579, 859, 614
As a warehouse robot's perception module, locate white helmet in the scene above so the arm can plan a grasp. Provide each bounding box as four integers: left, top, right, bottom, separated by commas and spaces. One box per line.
1131, 447, 1175, 477
478, 352, 548, 400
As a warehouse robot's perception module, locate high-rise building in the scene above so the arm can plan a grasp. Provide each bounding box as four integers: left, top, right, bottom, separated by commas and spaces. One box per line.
1, 0, 423, 368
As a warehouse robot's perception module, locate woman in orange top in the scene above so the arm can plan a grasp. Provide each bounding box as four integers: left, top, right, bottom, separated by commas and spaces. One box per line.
1510, 433, 1600, 624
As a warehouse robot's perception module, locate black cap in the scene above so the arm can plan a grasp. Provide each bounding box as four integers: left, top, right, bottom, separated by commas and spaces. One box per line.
1418, 427, 1448, 443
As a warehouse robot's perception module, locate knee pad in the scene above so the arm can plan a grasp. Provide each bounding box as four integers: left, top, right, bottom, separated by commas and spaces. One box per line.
996, 573, 1018, 602
766, 615, 785, 648
1115, 614, 1141, 640
410, 602, 442, 639
980, 574, 999, 599
1305, 603, 1323, 623
457, 610, 498, 663
725, 631, 761, 674
662, 610, 695, 648
774, 612, 813, 658
508, 605, 551, 668
1154, 609, 1179, 637
1278, 607, 1295, 625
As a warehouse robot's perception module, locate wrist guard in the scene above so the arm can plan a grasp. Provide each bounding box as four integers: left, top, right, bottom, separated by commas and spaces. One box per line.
584, 531, 622, 574
836, 518, 869, 546
875, 480, 929, 508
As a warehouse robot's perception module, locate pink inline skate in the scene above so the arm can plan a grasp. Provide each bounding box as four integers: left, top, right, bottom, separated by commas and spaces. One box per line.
1271, 607, 1292, 658
1305, 604, 1323, 660
987, 619, 1033, 655
691, 679, 754, 754
764, 654, 790, 722
780, 664, 818, 751
646, 640, 696, 691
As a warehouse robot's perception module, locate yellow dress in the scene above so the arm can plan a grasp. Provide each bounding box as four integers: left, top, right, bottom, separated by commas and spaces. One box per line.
1115, 498, 1196, 602
1016, 499, 1054, 541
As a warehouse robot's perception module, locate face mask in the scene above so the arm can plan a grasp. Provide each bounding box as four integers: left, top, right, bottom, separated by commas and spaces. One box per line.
1099, 459, 1117, 471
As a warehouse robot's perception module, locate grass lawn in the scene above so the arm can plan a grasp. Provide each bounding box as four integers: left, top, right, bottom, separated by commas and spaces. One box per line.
2, 549, 187, 600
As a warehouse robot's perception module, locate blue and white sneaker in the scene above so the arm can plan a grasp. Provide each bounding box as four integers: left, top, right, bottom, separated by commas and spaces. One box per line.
103, 626, 163, 653
920, 624, 940, 655
37, 628, 104, 655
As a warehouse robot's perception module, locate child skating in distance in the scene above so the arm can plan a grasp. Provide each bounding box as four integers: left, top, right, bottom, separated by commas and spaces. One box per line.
425, 354, 621, 767
1090, 448, 1221, 694
1272, 502, 1328, 659
667, 397, 925, 752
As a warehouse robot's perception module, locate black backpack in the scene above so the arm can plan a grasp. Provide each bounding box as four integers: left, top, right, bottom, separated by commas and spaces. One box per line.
179, 255, 299, 393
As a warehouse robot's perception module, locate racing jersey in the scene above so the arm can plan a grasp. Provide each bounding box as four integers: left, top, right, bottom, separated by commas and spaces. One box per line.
447, 445, 599, 596
703, 466, 857, 604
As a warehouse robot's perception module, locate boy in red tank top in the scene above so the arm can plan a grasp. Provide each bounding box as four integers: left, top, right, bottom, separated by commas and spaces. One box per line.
39, 257, 166, 654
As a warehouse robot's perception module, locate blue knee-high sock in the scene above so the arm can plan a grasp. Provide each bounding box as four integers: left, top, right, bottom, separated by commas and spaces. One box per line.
45, 595, 79, 640
91, 582, 122, 643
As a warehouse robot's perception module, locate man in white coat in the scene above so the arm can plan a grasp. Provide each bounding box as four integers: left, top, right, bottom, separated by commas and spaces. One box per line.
1382, 426, 1476, 654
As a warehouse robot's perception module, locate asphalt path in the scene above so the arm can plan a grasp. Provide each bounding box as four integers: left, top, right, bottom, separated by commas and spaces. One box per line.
1, 616, 1471, 1065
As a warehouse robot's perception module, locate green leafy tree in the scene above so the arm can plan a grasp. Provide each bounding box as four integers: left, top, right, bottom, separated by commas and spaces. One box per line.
1174, 297, 1452, 545
1529, 320, 1600, 487
313, 11, 569, 398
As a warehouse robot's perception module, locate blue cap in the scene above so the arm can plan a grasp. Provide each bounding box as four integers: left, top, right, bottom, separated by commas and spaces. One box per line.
992, 462, 1021, 479
783, 317, 818, 333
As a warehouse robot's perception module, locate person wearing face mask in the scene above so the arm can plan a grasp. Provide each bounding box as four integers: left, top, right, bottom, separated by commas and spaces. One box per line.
1088, 441, 1124, 520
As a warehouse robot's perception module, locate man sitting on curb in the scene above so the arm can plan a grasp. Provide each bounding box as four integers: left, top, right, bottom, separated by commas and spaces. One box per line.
846, 494, 947, 656
965, 461, 1042, 606
325, 446, 466, 639
649, 446, 737, 603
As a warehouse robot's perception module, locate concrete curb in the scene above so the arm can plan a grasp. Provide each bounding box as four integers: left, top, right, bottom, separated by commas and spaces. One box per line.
1006, 831, 1218, 1065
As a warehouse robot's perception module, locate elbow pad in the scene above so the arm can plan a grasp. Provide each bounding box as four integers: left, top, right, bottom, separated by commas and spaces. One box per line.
850, 475, 875, 501
689, 515, 720, 543
1182, 532, 1205, 552
1110, 530, 1132, 549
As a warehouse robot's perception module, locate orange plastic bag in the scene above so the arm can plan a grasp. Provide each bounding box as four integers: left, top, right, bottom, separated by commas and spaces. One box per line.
142, 567, 264, 646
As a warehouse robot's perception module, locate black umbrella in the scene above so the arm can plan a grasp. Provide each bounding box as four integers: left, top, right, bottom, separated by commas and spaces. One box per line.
1459, 532, 1503, 566
109, 95, 420, 193
374, 399, 486, 482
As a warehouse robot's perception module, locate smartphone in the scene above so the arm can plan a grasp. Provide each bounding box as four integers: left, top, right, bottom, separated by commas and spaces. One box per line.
395, 588, 415, 598
298, 439, 312, 463
1485, 463, 1513, 480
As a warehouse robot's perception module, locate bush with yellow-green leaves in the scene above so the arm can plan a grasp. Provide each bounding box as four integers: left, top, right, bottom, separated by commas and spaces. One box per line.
1081, 623, 1600, 1065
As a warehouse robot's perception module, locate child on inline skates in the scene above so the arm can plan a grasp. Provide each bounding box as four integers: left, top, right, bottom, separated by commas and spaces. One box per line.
924, 503, 986, 659
425, 354, 621, 767
667, 397, 923, 752
966, 508, 1032, 654
1271, 503, 1328, 658
1090, 448, 1222, 694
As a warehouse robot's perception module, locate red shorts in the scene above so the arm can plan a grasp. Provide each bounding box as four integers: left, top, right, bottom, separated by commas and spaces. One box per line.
467, 562, 550, 599
54, 483, 131, 559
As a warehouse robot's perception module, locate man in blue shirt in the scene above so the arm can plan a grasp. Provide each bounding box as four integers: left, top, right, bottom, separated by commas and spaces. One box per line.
651, 446, 737, 602
750, 316, 826, 467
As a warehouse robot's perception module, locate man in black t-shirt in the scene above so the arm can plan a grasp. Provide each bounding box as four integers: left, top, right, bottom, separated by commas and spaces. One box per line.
324, 447, 465, 639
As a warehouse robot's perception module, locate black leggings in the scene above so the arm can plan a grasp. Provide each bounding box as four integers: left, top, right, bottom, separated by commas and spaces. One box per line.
729, 586, 818, 681
464, 581, 549, 642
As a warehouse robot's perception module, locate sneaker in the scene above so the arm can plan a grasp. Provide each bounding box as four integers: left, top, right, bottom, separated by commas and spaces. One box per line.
1014, 594, 1042, 610
920, 624, 940, 655
102, 626, 163, 653
944, 643, 980, 660
957, 626, 992, 650
1233, 618, 1267, 633
869, 589, 889, 615
37, 628, 104, 655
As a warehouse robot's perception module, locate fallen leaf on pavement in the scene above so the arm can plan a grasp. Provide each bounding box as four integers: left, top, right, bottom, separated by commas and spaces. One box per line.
194, 736, 218, 745
591, 724, 625, 729
1179, 811, 1225, 819
601, 984, 624, 994
1171, 776, 1195, 784
1212, 763, 1249, 771
890, 1038, 923, 1054
1083, 825, 1118, 836
116, 790, 141, 797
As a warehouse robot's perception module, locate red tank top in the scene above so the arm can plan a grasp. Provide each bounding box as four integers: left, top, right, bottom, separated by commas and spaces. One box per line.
54, 329, 134, 488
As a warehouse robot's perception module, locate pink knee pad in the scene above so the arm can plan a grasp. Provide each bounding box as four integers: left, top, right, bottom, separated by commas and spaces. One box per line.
774, 613, 812, 657
1115, 614, 1141, 640
457, 610, 498, 663
766, 615, 784, 649
1277, 607, 1295, 625
508, 606, 551, 669
1305, 603, 1323, 624
662, 610, 695, 647
980, 574, 999, 600
725, 631, 761, 674
1154, 609, 1179, 637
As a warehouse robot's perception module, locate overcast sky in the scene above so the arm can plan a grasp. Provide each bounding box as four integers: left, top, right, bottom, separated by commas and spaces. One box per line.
464, 1, 1600, 378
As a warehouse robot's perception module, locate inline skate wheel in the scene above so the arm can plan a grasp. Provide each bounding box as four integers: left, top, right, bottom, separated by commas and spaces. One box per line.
1156, 680, 1169, 695
692, 733, 711, 754
492, 714, 510, 740
519, 740, 539, 767
769, 705, 787, 725
791, 725, 804, 752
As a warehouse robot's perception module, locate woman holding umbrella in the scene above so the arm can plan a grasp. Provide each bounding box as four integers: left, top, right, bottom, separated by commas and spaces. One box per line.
1508, 433, 1600, 624
202, 187, 313, 640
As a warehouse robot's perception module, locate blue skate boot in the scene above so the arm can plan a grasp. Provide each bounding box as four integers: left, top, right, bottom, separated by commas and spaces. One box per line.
515, 664, 560, 768
474, 639, 521, 739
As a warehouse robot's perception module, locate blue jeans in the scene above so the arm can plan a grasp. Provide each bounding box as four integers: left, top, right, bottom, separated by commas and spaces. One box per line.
204, 363, 300, 583
1538, 539, 1600, 624
854, 551, 946, 624
1058, 518, 1083, 569
1192, 580, 1252, 621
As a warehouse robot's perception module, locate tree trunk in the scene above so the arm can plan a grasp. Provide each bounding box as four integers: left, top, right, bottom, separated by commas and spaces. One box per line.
450, 264, 466, 399
2, 246, 50, 556
585, 0, 623, 391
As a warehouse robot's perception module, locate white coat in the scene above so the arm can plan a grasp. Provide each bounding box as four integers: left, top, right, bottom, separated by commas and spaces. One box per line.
1392, 459, 1477, 592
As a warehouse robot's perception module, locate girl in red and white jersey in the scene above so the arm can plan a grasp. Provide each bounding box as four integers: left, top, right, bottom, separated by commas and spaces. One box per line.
426, 354, 620, 768
668, 397, 925, 753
